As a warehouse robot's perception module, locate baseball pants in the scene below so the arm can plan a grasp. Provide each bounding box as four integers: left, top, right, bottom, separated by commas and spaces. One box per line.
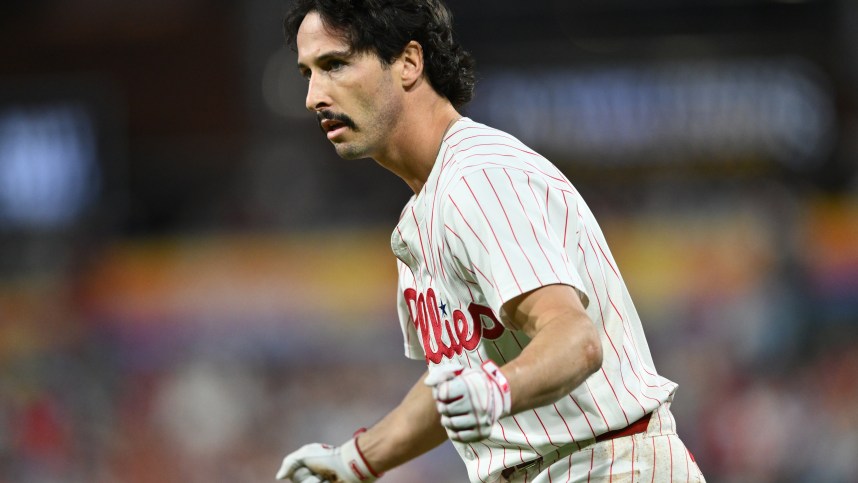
500, 402, 706, 482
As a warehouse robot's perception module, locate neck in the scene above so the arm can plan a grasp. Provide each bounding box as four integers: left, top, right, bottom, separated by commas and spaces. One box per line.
373, 100, 461, 195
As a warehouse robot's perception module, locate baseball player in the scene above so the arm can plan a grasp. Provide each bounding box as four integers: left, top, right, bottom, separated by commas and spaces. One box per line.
276, 1, 706, 482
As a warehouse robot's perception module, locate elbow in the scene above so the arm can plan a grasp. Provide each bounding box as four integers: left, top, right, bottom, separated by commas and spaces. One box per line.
555, 328, 602, 400
583, 331, 603, 377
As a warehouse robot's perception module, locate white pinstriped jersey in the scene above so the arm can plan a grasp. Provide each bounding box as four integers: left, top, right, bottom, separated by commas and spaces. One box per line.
391, 118, 678, 483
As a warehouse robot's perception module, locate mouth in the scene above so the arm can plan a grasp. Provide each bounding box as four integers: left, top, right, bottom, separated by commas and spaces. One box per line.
320, 118, 348, 140
317, 111, 355, 141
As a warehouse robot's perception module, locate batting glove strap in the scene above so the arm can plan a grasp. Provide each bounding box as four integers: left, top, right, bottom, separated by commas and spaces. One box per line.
351, 429, 383, 479
340, 435, 380, 481
481, 361, 512, 418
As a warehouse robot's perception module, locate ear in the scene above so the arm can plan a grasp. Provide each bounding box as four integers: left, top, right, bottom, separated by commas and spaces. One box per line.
399, 41, 424, 88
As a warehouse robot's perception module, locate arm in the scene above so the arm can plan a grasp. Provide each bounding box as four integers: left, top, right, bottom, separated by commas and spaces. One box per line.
499, 283, 603, 413
358, 372, 449, 472
276, 371, 448, 481
427, 283, 603, 443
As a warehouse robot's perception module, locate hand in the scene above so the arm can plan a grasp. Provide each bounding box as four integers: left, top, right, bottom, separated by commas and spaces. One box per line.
275, 435, 380, 482
424, 361, 512, 443
287, 467, 324, 483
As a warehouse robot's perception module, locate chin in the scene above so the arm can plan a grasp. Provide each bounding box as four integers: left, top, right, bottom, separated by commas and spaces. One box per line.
334, 143, 371, 160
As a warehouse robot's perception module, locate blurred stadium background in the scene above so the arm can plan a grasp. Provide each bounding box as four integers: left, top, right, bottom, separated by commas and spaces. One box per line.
1, 0, 857, 481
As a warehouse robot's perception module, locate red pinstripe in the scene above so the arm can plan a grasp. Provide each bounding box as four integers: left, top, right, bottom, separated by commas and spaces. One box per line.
598, 303, 650, 410
598, 367, 630, 426
567, 455, 572, 481
436, 246, 448, 283
474, 442, 487, 483
462, 177, 524, 293
461, 152, 519, 163
398, 264, 417, 351
456, 142, 538, 157
447, 251, 478, 292
578, 241, 630, 425
472, 264, 498, 292
668, 406, 678, 433
534, 409, 560, 448
524, 171, 550, 237
410, 207, 432, 279
498, 419, 527, 467
447, 209, 504, 294
441, 144, 455, 167
437, 159, 524, 198
588, 229, 620, 275
609, 439, 615, 482
622, 346, 670, 402
584, 381, 613, 433
449, 132, 528, 150
553, 404, 577, 442
395, 226, 419, 266
656, 409, 663, 435
543, 183, 551, 224
568, 395, 597, 439
518, 157, 570, 185
561, 191, 571, 248
650, 439, 656, 483
631, 432, 636, 482
448, 199, 490, 253
503, 168, 563, 283
481, 170, 544, 285
590, 231, 661, 381
498, 423, 509, 468
443, 226, 469, 258
668, 434, 674, 482
587, 448, 594, 483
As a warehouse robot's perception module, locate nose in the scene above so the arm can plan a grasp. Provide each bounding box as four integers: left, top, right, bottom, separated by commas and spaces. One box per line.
305, 73, 331, 112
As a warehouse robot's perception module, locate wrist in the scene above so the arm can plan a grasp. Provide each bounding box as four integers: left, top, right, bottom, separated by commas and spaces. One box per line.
351, 429, 383, 478
482, 360, 512, 417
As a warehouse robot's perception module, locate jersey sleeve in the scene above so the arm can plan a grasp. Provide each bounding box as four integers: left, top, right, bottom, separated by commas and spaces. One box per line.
395, 260, 426, 360
442, 166, 589, 319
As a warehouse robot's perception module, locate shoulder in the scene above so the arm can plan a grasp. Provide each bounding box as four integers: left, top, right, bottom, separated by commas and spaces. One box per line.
436, 119, 563, 201
439, 120, 533, 185
444, 118, 539, 163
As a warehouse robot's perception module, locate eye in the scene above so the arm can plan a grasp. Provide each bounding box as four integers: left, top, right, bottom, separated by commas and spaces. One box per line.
325, 59, 346, 72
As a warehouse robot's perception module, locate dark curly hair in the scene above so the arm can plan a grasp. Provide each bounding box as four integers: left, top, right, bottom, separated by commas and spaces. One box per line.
284, 0, 475, 108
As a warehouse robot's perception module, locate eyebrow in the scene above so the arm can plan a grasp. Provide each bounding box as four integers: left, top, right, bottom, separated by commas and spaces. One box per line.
297, 49, 353, 71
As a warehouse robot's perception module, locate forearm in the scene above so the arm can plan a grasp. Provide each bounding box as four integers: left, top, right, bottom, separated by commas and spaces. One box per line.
503, 309, 602, 413
357, 372, 449, 473
500, 285, 603, 415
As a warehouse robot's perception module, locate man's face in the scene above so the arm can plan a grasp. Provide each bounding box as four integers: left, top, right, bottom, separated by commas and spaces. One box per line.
296, 12, 402, 160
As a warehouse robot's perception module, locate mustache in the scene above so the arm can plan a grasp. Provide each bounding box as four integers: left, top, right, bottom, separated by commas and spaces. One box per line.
316, 110, 356, 131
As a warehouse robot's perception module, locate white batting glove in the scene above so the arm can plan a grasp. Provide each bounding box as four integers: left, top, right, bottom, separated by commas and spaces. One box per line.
288, 467, 323, 483
275, 433, 380, 483
424, 361, 512, 443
